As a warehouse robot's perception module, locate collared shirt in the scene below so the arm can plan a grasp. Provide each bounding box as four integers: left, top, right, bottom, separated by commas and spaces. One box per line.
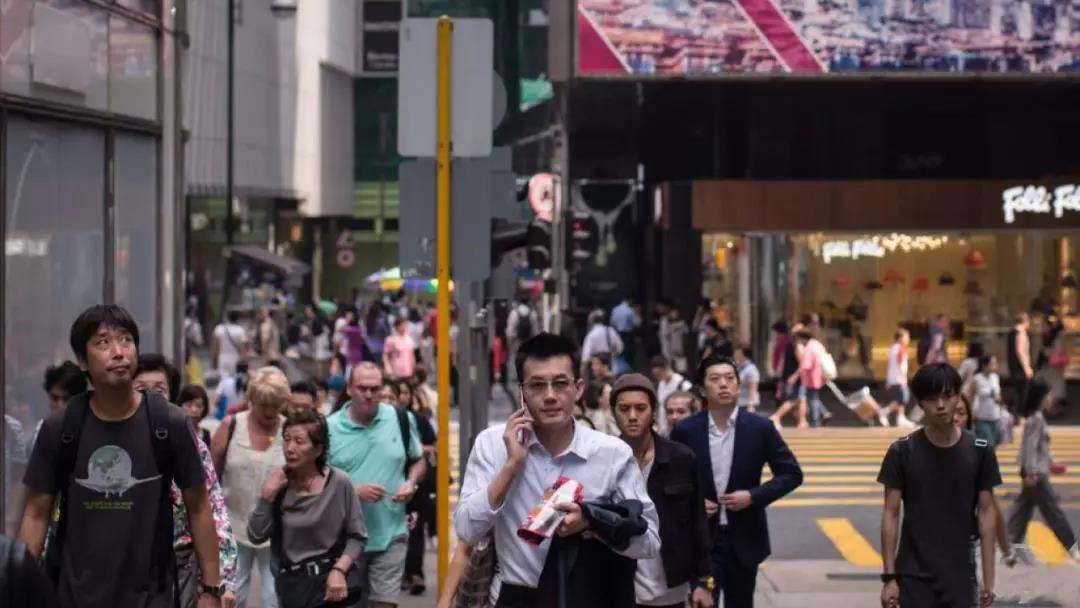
455, 423, 661, 589
708, 407, 739, 526
327, 403, 422, 552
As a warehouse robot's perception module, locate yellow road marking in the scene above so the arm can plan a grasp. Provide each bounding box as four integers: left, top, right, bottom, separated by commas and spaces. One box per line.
1027, 521, 1071, 565
764, 474, 1080, 485
816, 518, 883, 567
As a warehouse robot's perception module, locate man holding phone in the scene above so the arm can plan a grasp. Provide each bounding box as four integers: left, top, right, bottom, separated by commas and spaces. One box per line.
455, 333, 660, 607
328, 362, 426, 608
671, 355, 803, 607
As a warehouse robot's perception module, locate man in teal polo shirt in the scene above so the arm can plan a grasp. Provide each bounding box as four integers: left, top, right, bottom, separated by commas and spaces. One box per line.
328, 362, 426, 607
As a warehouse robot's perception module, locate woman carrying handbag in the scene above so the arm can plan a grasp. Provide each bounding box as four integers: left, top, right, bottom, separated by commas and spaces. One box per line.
248, 409, 368, 607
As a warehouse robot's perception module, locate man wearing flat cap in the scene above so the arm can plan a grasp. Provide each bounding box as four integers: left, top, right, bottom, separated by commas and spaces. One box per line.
611, 373, 715, 608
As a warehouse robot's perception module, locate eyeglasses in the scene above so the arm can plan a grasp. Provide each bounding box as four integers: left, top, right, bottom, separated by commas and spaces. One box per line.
522, 378, 575, 397
352, 385, 382, 394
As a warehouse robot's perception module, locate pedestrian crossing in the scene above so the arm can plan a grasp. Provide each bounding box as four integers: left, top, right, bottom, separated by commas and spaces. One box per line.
771, 427, 1080, 508
771, 426, 1080, 566
444, 422, 1080, 566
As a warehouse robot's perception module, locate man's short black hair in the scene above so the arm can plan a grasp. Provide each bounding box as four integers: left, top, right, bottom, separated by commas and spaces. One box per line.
649, 355, 670, 369
771, 320, 789, 334
515, 333, 581, 381
290, 380, 318, 400
43, 361, 88, 396
70, 304, 140, 362
227, 310, 241, 324
696, 354, 740, 386
737, 344, 753, 359
135, 353, 181, 403
910, 363, 962, 403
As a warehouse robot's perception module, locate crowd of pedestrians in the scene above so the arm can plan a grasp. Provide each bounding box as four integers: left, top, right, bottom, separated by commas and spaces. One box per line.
3, 295, 1080, 608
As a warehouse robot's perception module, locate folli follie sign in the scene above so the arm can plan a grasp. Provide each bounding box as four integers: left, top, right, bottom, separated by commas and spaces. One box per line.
1002, 184, 1080, 225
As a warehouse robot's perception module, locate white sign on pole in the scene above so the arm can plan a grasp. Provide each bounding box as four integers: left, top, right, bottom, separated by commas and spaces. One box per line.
397, 18, 494, 158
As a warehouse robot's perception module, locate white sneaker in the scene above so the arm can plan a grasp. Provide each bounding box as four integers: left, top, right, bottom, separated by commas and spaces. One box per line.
1013, 544, 1037, 565
878, 412, 890, 427
1068, 543, 1080, 563
897, 414, 916, 429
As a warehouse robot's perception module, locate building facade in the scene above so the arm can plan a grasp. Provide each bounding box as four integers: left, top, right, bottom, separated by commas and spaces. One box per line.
2, 0, 182, 529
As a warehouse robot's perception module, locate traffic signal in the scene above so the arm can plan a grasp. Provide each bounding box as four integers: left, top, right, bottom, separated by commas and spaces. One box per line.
526, 218, 552, 270
565, 210, 596, 271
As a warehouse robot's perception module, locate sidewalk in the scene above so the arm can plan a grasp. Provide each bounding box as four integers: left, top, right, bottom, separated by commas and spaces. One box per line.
754, 559, 1080, 607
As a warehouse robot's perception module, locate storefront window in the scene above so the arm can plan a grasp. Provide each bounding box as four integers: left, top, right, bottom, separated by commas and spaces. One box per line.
110, 15, 158, 120
4, 117, 106, 529
27, 1, 110, 112
114, 133, 159, 351
701, 233, 742, 333
712, 231, 1080, 379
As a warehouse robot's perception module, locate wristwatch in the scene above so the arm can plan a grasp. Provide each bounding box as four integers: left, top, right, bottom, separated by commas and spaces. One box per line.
691, 576, 716, 591
198, 582, 226, 598
880, 574, 898, 583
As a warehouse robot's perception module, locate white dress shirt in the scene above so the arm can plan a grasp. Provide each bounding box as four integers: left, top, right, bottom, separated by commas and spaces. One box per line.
634, 459, 691, 606
708, 407, 739, 526
455, 423, 661, 589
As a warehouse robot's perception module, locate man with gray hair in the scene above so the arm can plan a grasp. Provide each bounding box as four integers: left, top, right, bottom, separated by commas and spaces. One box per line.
328, 362, 426, 608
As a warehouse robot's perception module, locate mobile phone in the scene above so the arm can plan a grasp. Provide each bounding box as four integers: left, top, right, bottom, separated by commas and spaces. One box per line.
517, 404, 533, 444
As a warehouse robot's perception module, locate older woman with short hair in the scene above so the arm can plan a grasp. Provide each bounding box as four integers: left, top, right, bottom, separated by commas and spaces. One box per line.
248, 408, 367, 607
211, 366, 290, 608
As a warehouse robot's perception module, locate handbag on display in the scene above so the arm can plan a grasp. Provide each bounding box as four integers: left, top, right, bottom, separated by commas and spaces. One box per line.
1049, 349, 1069, 369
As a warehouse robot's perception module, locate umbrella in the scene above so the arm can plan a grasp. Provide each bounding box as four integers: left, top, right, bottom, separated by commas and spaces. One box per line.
366, 267, 402, 285
884, 270, 905, 284
317, 300, 337, 317
912, 275, 930, 292
831, 276, 853, 287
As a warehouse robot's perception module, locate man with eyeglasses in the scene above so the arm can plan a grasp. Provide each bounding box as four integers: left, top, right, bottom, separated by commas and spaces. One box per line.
328, 362, 426, 608
455, 333, 660, 607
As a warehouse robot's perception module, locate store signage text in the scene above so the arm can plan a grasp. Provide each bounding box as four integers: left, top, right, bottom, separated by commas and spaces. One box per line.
1002, 185, 1080, 224
820, 234, 949, 264
822, 239, 885, 264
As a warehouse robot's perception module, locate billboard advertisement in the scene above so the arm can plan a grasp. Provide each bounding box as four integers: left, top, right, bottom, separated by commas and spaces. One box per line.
577, 0, 1080, 75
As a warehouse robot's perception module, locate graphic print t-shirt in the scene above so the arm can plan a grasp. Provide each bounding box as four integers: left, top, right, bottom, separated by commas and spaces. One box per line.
24, 397, 204, 608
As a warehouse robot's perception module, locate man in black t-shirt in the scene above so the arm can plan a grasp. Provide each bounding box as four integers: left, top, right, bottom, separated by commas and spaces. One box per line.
877, 363, 1002, 608
19, 305, 222, 608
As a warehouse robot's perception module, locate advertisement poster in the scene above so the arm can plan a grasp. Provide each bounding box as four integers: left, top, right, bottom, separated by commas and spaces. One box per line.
577, 0, 1080, 75
570, 181, 641, 307
361, 0, 403, 73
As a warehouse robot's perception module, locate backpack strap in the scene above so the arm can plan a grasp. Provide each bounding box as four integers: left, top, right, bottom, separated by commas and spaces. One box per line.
47, 392, 91, 582
143, 391, 178, 599
395, 406, 418, 476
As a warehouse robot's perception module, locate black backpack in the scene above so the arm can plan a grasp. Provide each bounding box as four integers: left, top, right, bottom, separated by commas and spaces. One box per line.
515, 307, 534, 342
47, 391, 178, 599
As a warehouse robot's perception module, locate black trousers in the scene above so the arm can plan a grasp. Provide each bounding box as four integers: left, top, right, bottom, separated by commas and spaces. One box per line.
710, 527, 757, 608
898, 574, 975, 608
404, 492, 433, 580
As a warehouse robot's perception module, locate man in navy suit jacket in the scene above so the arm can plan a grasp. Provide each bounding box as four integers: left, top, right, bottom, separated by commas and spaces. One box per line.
671, 355, 803, 607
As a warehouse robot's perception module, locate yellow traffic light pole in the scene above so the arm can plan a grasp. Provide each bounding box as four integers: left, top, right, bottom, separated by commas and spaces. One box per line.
435, 15, 453, 590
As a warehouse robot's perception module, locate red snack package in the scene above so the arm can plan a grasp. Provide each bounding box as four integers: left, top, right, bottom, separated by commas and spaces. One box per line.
516, 476, 585, 547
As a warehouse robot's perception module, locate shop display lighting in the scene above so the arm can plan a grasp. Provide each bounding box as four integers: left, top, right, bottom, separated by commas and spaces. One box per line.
819, 234, 949, 264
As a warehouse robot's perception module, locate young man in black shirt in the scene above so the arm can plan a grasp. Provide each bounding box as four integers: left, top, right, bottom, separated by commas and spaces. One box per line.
20, 305, 222, 608
877, 363, 1002, 608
